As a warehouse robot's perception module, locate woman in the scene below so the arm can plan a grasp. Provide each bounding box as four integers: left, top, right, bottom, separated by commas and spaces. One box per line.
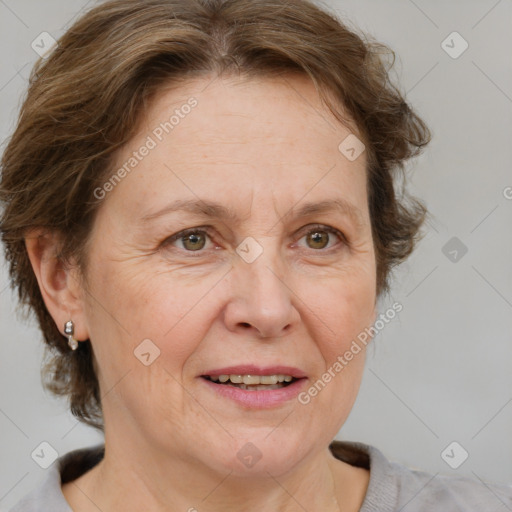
1, 0, 511, 510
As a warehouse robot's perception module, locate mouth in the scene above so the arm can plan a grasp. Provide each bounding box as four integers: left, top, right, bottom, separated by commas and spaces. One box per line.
201, 373, 299, 391
199, 365, 307, 405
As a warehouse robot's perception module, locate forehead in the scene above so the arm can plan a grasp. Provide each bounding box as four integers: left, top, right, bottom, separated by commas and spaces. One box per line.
104, 73, 369, 223
141, 72, 361, 142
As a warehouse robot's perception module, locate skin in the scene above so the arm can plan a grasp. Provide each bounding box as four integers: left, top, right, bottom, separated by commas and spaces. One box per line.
27, 73, 378, 512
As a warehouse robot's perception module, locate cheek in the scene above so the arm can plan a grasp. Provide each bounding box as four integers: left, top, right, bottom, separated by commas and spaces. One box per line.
306, 262, 376, 363
84, 257, 215, 374
83, 262, 203, 427
302, 274, 374, 426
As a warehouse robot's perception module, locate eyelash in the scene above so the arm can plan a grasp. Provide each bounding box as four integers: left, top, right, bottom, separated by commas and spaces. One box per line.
163, 224, 348, 256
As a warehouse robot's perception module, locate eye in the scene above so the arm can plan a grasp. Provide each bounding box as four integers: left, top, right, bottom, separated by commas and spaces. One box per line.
295, 224, 347, 252
162, 224, 348, 255
164, 227, 214, 253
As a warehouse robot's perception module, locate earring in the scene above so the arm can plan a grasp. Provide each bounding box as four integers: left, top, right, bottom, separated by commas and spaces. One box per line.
64, 320, 79, 350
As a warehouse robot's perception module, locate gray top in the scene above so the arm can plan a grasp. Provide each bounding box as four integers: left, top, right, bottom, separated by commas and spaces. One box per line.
9, 440, 512, 511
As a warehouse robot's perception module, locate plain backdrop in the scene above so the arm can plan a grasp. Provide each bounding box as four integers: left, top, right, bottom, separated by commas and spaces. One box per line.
1, 0, 511, 509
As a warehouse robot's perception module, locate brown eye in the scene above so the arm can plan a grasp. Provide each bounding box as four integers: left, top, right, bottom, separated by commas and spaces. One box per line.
181, 231, 207, 251
164, 224, 347, 256
165, 228, 212, 252
306, 230, 330, 250
298, 225, 347, 252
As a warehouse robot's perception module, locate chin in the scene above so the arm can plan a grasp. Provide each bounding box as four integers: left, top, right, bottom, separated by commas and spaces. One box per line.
202, 431, 310, 478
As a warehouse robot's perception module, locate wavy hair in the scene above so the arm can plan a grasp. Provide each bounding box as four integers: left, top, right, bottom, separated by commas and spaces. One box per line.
0, 0, 431, 430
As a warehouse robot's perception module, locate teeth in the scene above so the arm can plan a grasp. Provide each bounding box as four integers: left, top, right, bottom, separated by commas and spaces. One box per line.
243, 375, 263, 385
208, 374, 295, 385
232, 383, 283, 391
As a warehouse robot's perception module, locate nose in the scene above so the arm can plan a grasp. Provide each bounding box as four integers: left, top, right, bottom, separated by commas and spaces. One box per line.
222, 238, 300, 339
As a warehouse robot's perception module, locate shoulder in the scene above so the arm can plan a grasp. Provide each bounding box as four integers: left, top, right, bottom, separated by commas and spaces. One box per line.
8, 444, 104, 512
388, 458, 512, 512
330, 440, 512, 512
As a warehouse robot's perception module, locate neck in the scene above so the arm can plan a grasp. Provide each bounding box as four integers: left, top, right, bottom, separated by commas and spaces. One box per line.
64, 427, 365, 512
94, 445, 340, 511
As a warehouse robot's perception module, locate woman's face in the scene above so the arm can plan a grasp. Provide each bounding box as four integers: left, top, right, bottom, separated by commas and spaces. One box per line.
79, 73, 377, 476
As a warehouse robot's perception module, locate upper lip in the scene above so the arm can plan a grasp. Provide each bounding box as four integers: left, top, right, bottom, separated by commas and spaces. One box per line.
201, 365, 307, 379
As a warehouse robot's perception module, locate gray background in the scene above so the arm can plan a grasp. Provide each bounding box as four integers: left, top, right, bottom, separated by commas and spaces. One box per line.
1, 0, 511, 509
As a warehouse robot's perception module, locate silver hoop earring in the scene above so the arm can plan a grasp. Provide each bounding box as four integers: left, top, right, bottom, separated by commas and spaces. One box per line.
64, 320, 79, 350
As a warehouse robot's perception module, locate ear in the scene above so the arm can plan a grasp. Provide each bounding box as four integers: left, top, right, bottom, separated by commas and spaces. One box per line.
24, 228, 89, 341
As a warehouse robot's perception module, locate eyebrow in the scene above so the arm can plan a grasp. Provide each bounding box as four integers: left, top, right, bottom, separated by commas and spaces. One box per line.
141, 198, 366, 228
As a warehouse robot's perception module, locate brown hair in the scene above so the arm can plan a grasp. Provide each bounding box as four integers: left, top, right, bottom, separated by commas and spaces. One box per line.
0, 0, 431, 430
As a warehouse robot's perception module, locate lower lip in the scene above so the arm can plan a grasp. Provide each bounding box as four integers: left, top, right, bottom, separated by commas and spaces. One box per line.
200, 377, 307, 408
